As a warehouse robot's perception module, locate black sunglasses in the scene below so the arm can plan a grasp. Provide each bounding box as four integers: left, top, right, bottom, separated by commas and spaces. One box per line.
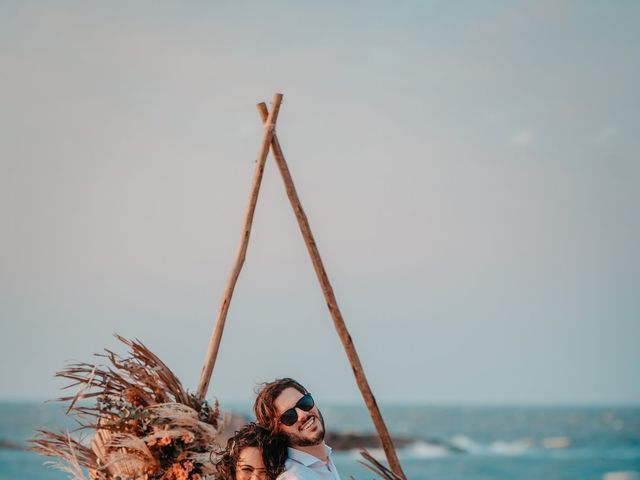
279, 393, 315, 426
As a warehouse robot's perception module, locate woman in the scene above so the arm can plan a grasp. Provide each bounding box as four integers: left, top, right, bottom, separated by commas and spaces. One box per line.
215, 422, 287, 480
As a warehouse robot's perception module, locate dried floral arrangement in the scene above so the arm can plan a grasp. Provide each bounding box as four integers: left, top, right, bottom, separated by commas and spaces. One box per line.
30, 335, 223, 480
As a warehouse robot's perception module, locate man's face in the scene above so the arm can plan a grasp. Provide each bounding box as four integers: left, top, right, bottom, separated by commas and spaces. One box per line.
273, 387, 325, 447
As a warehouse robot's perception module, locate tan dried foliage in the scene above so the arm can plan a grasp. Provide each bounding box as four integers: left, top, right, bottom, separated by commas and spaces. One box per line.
30, 335, 222, 480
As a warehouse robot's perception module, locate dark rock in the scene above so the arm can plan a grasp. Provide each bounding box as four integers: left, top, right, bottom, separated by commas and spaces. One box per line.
0, 439, 23, 450
325, 431, 415, 451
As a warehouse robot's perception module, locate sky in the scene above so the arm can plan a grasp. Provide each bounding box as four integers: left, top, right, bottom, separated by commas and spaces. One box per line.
1, 1, 639, 406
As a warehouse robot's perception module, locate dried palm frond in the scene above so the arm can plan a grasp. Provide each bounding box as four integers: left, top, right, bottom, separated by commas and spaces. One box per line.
30, 335, 223, 480
31, 431, 98, 480
358, 450, 405, 480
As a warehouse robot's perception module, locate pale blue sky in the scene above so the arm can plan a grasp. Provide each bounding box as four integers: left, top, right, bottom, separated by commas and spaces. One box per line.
1, 1, 639, 405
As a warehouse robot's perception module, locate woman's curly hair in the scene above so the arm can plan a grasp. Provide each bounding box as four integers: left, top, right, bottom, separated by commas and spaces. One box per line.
215, 422, 287, 480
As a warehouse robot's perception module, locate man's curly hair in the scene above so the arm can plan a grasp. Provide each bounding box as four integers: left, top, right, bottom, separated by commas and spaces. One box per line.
253, 378, 307, 434
214, 423, 287, 480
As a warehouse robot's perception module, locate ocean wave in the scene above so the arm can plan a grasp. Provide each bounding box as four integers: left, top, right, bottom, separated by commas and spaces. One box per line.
449, 434, 534, 455
358, 434, 569, 459
348, 442, 450, 461
405, 441, 451, 459
489, 438, 534, 455
449, 435, 482, 454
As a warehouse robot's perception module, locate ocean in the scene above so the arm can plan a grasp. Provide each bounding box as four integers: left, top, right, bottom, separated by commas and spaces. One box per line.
1, 401, 639, 480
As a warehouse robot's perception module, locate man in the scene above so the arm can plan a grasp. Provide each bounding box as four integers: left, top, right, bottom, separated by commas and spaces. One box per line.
254, 378, 341, 480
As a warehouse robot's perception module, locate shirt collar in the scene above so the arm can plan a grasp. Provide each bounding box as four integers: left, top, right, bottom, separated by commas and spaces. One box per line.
287, 445, 332, 466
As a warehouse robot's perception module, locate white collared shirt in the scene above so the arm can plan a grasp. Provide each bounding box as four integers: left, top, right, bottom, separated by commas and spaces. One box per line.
277, 445, 341, 480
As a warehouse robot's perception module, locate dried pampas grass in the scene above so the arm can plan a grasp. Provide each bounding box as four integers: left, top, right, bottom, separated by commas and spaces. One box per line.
30, 335, 223, 480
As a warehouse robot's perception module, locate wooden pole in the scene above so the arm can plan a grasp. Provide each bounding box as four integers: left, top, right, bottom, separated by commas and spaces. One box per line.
257, 103, 407, 480
195, 93, 283, 402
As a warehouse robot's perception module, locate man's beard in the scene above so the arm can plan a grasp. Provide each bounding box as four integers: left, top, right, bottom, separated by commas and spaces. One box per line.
285, 410, 326, 447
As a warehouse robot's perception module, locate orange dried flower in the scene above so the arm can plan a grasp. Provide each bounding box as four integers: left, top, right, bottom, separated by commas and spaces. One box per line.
172, 463, 188, 480
124, 387, 145, 406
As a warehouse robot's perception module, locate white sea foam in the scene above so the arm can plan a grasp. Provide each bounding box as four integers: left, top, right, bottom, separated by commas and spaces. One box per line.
448, 434, 533, 456
406, 441, 450, 459
349, 441, 450, 461
349, 443, 450, 461
355, 435, 538, 460
449, 435, 482, 453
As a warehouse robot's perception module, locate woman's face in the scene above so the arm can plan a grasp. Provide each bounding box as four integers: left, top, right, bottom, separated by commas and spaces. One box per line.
236, 446, 268, 480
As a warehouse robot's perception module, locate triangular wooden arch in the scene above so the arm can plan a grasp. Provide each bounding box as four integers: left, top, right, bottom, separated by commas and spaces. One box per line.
195, 93, 406, 479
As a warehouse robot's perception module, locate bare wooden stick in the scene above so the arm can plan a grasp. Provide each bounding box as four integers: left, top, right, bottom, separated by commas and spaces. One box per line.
257, 103, 406, 480
195, 93, 283, 401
